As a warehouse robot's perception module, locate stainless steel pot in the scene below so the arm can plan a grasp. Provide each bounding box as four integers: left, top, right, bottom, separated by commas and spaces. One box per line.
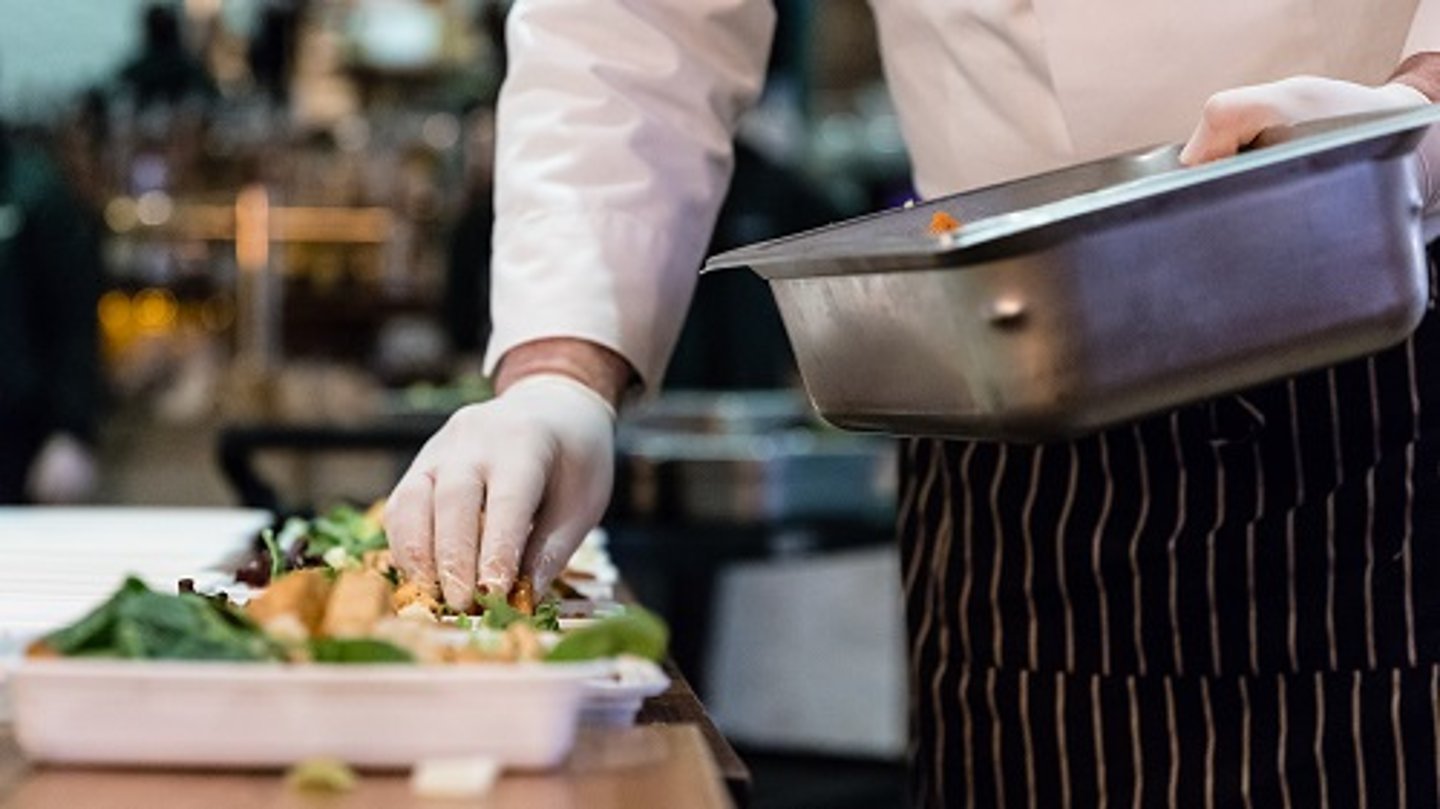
705, 107, 1440, 441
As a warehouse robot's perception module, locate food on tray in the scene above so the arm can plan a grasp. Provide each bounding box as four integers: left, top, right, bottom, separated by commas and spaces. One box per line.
244, 568, 331, 639
28, 577, 284, 662
927, 210, 963, 235
28, 571, 667, 666
320, 569, 392, 638
243, 502, 552, 614
240, 504, 389, 587
287, 758, 358, 793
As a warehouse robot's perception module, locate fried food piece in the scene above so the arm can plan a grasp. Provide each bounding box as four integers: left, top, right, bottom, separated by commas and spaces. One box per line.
24, 641, 58, 659
927, 210, 963, 236
361, 549, 395, 576
503, 623, 544, 662
447, 622, 544, 664
508, 577, 536, 616
392, 580, 441, 615
370, 616, 447, 663
245, 568, 333, 637
321, 569, 393, 638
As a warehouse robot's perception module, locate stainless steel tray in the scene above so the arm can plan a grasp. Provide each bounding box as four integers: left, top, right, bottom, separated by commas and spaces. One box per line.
705, 106, 1440, 440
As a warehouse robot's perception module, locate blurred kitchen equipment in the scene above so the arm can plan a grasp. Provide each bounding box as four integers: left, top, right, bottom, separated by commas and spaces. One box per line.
616, 391, 894, 524
706, 106, 1440, 440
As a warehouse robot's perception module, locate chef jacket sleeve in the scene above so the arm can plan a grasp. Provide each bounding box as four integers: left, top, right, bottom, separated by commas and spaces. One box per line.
483, 0, 776, 392
1405, 0, 1440, 57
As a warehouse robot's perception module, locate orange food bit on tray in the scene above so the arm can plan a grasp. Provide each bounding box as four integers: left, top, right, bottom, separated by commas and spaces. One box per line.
928, 210, 963, 236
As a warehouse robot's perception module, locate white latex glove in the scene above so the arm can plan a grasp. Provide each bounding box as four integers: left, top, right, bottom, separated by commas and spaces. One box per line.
1180, 76, 1430, 165
384, 374, 616, 610
26, 433, 98, 505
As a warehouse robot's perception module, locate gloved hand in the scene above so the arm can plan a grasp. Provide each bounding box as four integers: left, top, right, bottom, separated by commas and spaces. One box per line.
384, 373, 616, 610
1180, 76, 1430, 165
26, 433, 98, 505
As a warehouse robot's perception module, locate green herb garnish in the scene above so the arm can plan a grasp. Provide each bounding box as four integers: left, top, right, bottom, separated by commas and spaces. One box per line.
308, 637, 414, 664
306, 505, 388, 567
545, 607, 668, 663
43, 576, 283, 661
475, 592, 524, 630
471, 592, 562, 632
260, 528, 284, 582
532, 597, 561, 632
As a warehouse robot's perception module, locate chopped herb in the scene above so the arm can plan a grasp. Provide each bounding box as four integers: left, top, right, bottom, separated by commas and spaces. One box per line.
532, 597, 561, 632
260, 528, 284, 582
476, 592, 523, 630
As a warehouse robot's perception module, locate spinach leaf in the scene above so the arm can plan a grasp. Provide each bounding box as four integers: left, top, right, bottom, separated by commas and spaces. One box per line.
545, 608, 668, 663
43, 576, 150, 655
309, 638, 414, 664
41, 577, 282, 661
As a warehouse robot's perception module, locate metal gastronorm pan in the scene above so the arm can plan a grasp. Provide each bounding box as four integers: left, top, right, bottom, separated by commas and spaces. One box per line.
704, 106, 1440, 441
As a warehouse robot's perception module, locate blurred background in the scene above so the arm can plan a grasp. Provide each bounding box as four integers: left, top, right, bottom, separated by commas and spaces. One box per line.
0, 2, 912, 805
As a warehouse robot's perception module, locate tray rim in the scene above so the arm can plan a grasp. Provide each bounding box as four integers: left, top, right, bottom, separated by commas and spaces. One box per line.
705, 105, 1440, 278
8, 656, 613, 683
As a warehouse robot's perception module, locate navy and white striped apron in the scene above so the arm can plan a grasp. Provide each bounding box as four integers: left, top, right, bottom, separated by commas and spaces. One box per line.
899, 253, 1440, 808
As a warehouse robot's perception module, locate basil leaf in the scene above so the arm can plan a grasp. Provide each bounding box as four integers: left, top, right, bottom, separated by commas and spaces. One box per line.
42, 576, 149, 655
42, 577, 281, 661
309, 638, 414, 664
545, 608, 668, 663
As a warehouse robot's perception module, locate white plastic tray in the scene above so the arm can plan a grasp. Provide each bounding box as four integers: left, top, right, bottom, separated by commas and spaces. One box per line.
579, 658, 671, 728
9, 658, 609, 770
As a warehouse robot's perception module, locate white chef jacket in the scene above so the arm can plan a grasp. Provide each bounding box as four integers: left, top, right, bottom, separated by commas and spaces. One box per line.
485, 0, 1440, 391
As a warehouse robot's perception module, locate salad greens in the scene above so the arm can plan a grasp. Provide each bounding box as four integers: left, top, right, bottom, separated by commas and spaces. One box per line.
544, 607, 669, 663
309, 638, 414, 664
305, 506, 388, 563
473, 592, 561, 633
260, 527, 285, 582
42, 577, 283, 661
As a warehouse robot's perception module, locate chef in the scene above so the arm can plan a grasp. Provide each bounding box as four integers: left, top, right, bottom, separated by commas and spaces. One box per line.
384, 1, 1440, 805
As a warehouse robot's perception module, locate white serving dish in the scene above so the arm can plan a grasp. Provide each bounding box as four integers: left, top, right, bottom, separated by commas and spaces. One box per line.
9, 658, 609, 770
0, 508, 270, 633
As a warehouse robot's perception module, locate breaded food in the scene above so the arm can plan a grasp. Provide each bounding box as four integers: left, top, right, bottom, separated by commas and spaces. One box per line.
392, 580, 441, 615
245, 568, 333, 636
321, 570, 392, 638
927, 210, 962, 235
508, 577, 536, 616
361, 549, 395, 576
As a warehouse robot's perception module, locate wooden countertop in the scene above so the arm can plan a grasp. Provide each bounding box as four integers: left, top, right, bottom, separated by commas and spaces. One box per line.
0, 724, 728, 809
0, 663, 750, 809
639, 660, 750, 804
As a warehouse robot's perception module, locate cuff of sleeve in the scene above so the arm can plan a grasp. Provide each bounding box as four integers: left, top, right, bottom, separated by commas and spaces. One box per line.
482, 210, 708, 396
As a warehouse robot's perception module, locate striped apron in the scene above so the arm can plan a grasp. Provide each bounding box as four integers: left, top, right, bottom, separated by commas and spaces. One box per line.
899, 254, 1440, 808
